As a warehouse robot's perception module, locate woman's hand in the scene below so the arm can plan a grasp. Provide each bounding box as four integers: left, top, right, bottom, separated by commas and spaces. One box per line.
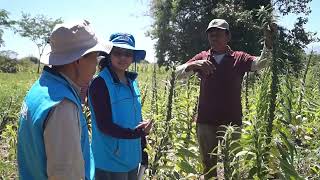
135, 120, 153, 134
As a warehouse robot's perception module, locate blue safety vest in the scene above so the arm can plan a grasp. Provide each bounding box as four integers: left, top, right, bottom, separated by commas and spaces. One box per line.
17, 67, 94, 180
88, 67, 142, 172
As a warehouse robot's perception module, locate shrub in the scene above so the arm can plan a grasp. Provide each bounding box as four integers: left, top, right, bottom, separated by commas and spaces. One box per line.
0, 56, 18, 73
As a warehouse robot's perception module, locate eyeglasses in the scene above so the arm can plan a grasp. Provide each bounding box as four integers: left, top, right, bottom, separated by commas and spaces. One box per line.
111, 48, 134, 57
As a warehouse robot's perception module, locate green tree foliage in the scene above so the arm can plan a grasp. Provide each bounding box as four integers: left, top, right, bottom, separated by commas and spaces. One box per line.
0, 9, 15, 47
0, 50, 18, 73
149, 0, 317, 70
15, 13, 62, 73
0, 56, 18, 73
149, 0, 214, 67
0, 51, 37, 73
0, 50, 18, 60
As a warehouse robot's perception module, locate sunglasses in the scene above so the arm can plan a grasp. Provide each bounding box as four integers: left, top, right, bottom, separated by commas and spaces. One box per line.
111, 48, 134, 57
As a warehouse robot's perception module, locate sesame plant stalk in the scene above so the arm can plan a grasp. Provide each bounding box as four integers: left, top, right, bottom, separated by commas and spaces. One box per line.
256, 6, 281, 166
140, 78, 149, 108
151, 63, 158, 115
244, 73, 250, 114
297, 51, 313, 114
149, 69, 176, 176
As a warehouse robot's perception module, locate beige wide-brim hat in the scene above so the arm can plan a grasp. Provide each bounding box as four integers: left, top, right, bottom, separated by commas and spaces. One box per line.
41, 20, 113, 66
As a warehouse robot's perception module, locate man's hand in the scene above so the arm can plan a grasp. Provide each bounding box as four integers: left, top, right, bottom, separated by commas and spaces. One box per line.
264, 22, 277, 49
186, 60, 215, 77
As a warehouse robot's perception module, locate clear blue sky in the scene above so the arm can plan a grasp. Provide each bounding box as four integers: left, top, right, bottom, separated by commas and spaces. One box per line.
0, 0, 319, 62
278, 0, 320, 52
0, 0, 156, 61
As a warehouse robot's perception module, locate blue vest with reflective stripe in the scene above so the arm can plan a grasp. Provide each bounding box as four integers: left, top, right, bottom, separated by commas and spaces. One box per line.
17, 67, 94, 180
88, 67, 142, 172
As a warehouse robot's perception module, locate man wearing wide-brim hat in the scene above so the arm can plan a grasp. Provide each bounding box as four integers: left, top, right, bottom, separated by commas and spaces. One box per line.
17, 20, 112, 180
176, 18, 276, 179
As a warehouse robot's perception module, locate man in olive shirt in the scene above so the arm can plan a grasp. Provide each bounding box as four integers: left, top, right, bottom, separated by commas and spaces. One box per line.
176, 19, 275, 179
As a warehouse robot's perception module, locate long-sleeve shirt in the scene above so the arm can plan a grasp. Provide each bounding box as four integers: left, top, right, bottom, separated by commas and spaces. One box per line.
176, 45, 272, 79
44, 73, 84, 180
89, 76, 148, 164
89, 76, 145, 139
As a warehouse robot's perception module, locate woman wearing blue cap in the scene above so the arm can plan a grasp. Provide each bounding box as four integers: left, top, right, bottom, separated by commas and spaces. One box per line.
88, 33, 152, 180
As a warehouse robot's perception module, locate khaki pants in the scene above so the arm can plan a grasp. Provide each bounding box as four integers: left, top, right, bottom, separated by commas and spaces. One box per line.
196, 123, 241, 180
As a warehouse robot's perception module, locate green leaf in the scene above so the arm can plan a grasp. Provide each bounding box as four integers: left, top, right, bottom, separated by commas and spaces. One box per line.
177, 147, 197, 159
177, 160, 197, 174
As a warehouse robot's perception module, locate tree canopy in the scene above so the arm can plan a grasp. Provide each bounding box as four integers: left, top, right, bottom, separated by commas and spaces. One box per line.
15, 13, 62, 73
149, 0, 317, 70
0, 9, 15, 47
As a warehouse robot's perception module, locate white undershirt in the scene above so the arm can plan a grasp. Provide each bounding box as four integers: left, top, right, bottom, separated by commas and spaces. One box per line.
213, 53, 226, 64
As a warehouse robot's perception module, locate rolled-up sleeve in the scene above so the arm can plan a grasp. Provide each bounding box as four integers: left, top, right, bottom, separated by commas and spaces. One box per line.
44, 99, 84, 180
176, 51, 208, 80
176, 63, 195, 80
251, 44, 273, 71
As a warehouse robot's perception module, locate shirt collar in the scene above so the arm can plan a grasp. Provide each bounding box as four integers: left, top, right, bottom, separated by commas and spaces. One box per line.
43, 66, 82, 97
209, 45, 234, 57
106, 66, 138, 84
59, 73, 81, 95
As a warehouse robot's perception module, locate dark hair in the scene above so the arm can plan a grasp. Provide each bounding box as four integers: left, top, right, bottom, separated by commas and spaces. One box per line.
225, 29, 230, 35
83, 51, 100, 58
98, 52, 111, 72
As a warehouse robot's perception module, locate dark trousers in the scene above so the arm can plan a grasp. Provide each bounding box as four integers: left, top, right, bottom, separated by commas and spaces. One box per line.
95, 167, 138, 180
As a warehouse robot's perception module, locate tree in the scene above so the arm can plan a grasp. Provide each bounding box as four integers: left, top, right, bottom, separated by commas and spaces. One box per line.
149, 0, 317, 70
0, 50, 19, 73
246, 0, 317, 73
0, 9, 15, 47
0, 50, 18, 60
15, 13, 62, 73
149, 0, 215, 67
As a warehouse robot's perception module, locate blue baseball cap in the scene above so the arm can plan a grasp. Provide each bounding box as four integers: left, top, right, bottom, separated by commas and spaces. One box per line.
109, 33, 146, 62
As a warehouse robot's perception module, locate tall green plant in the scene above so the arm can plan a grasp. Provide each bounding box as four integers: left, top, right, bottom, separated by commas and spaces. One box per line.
148, 69, 176, 177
